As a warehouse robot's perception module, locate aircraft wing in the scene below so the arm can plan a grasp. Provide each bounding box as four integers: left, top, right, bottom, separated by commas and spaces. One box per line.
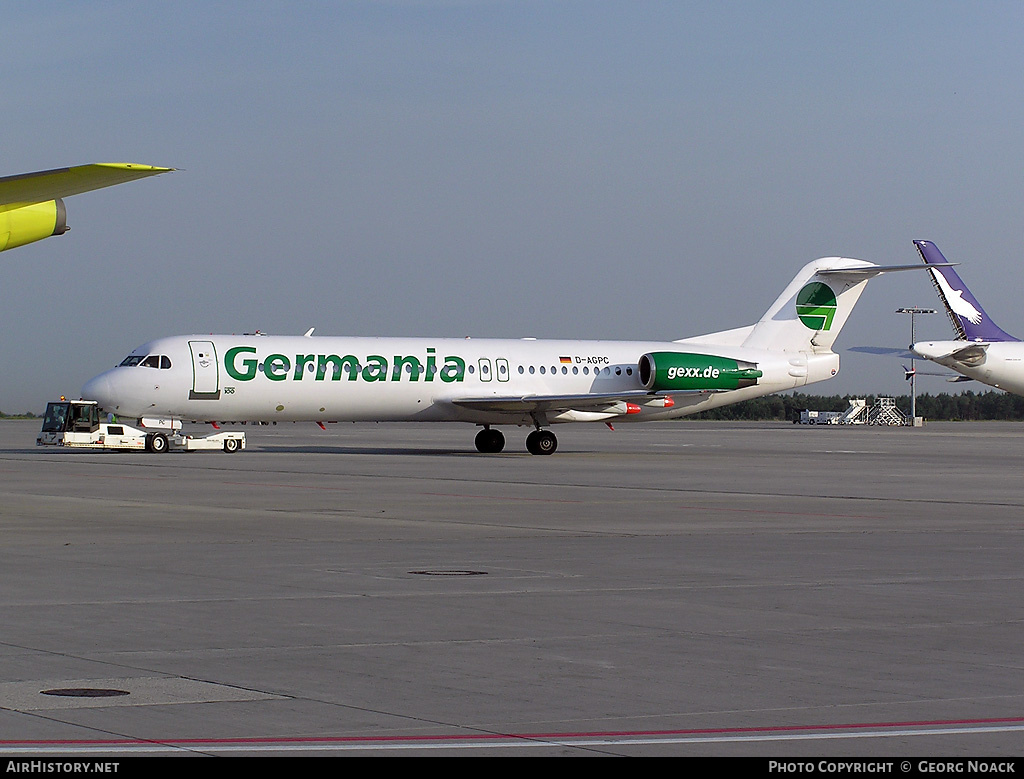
0, 163, 173, 206
450, 389, 710, 415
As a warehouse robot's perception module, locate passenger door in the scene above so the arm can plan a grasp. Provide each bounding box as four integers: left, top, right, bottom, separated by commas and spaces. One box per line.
189, 340, 221, 399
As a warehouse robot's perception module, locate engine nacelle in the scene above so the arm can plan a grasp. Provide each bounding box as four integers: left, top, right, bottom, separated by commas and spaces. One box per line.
0, 198, 68, 253
638, 351, 762, 391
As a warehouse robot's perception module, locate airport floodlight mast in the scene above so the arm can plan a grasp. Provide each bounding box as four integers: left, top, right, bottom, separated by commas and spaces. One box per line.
896, 307, 936, 423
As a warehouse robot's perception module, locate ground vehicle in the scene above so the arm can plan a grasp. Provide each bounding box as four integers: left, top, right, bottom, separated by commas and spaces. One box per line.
794, 398, 908, 426
36, 400, 245, 453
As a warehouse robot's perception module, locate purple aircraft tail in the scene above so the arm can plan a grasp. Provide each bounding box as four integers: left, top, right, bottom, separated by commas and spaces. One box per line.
914, 240, 1018, 342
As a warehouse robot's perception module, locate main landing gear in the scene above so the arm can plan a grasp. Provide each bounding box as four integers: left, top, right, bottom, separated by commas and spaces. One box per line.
474, 426, 557, 455
526, 429, 557, 456
474, 427, 505, 453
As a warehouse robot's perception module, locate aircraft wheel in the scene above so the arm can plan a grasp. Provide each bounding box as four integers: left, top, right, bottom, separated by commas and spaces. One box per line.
526, 430, 557, 455
223, 437, 241, 453
148, 432, 169, 453
474, 428, 505, 453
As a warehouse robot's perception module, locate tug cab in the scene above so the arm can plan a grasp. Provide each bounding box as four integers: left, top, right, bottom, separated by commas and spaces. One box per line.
40, 400, 100, 435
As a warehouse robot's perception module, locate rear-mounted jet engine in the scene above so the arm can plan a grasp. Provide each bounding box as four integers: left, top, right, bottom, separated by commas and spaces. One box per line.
638, 352, 762, 391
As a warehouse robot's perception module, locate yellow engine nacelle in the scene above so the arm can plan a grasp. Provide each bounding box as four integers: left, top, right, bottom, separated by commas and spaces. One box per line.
0, 199, 68, 252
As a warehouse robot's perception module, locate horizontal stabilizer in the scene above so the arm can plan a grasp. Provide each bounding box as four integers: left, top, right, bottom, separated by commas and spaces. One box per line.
817, 262, 955, 277
848, 346, 916, 359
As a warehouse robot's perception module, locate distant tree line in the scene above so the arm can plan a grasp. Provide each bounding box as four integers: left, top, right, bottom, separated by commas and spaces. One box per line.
691, 391, 1024, 421
4, 392, 1023, 422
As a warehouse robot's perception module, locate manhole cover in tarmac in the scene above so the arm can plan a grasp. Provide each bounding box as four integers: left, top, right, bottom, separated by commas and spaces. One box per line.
41, 688, 131, 698
410, 570, 487, 576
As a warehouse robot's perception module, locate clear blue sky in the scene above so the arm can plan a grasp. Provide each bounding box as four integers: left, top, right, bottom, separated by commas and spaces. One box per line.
3, 1, 1023, 412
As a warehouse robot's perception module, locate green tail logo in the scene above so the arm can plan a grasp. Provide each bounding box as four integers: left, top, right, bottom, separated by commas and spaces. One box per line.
796, 281, 837, 330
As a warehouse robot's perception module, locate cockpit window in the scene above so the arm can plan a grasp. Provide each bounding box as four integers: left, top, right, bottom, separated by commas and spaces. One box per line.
120, 354, 172, 369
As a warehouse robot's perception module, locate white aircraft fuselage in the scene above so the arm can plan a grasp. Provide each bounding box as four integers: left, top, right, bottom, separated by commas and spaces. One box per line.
911, 340, 1024, 396
83, 334, 837, 425
80, 256, 915, 454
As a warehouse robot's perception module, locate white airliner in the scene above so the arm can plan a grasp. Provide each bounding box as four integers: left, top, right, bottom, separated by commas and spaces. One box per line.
911, 240, 1024, 395
81, 257, 928, 454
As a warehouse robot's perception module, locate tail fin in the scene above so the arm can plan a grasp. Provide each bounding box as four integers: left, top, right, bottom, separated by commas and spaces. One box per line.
741, 257, 882, 353
914, 240, 1018, 342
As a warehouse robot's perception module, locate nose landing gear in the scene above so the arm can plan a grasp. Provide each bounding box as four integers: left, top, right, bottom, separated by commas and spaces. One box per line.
145, 432, 168, 453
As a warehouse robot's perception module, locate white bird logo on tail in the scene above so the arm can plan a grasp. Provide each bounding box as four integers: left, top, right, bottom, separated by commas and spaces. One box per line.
930, 268, 983, 324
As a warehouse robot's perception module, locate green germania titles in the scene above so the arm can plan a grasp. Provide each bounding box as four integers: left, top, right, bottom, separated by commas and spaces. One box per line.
225, 346, 466, 383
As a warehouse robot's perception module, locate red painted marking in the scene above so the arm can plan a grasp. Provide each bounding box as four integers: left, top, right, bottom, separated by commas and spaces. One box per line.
3, 716, 1023, 746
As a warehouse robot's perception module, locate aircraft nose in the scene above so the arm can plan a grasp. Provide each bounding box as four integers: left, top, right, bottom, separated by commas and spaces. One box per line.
81, 372, 115, 410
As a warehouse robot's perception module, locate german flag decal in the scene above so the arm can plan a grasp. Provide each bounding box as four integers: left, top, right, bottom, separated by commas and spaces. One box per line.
559, 356, 572, 364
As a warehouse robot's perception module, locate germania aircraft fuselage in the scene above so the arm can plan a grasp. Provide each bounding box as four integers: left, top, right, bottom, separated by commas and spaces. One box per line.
80, 256, 921, 454
82, 334, 837, 426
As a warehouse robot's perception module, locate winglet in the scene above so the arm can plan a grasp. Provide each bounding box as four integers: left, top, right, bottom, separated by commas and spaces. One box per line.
914, 240, 1017, 342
